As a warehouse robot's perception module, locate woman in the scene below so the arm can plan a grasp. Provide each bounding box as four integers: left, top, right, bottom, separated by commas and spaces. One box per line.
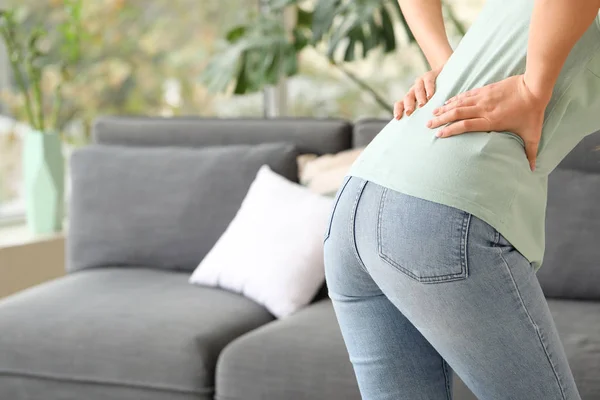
323, 0, 600, 398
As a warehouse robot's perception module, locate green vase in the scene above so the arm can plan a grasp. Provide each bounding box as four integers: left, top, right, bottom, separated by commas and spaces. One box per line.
23, 130, 65, 235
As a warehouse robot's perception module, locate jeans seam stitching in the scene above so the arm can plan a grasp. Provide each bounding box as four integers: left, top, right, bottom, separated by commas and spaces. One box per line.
461, 212, 471, 278
497, 247, 567, 400
491, 227, 500, 247
351, 179, 369, 275
376, 186, 388, 262
442, 359, 452, 400
324, 175, 352, 243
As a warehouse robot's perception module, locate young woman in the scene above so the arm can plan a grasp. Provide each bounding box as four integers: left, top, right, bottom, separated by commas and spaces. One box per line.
323, 0, 600, 399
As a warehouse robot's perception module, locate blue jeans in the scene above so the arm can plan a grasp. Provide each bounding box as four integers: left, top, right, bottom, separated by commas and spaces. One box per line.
323, 176, 581, 400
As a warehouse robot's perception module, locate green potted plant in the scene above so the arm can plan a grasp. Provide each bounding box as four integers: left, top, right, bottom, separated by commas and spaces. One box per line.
0, 0, 82, 234
202, 0, 465, 113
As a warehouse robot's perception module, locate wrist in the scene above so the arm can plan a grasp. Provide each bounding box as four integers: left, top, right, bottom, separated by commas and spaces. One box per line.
523, 72, 553, 106
427, 47, 453, 71
430, 57, 450, 72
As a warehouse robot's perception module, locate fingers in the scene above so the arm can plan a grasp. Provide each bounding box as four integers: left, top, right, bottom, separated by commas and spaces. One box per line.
404, 88, 417, 116
424, 75, 436, 100
525, 140, 539, 171
414, 79, 427, 107
445, 88, 480, 105
435, 118, 490, 138
428, 106, 481, 129
432, 97, 477, 117
393, 100, 405, 120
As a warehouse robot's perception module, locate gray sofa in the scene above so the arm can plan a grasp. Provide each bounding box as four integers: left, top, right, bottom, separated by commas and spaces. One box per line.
0, 117, 598, 400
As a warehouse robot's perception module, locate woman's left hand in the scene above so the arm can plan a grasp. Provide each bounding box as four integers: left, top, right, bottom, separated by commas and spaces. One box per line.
426, 74, 548, 171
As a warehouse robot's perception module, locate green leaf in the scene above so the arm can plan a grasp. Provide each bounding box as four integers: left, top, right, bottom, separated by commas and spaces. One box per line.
233, 54, 249, 94
312, 0, 337, 42
200, 14, 299, 95
282, 47, 298, 76
326, 14, 356, 60
292, 28, 310, 51
344, 36, 355, 62
268, 0, 299, 12
379, 5, 396, 53
354, 25, 366, 58
389, 0, 415, 42
363, 18, 379, 55
264, 47, 281, 85
226, 25, 247, 42
343, 26, 366, 61
296, 7, 313, 28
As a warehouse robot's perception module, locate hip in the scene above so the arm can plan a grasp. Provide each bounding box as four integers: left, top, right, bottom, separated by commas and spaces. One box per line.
323, 176, 535, 283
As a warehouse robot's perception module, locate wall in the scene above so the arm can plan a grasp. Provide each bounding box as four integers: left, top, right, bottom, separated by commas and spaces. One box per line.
0, 235, 65, 299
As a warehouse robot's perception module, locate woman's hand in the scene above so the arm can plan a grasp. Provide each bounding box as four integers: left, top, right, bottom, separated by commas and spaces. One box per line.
426, 74, 549, 171
394, 66, 444, 120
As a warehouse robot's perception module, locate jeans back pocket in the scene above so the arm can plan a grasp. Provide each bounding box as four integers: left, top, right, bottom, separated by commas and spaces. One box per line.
377, 187, 471, 283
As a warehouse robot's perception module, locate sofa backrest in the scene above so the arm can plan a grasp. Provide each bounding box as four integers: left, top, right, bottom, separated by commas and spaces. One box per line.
536, 132, 600, 300
353, 119, 600, 301
68, 117, 354, 276
93, 116, 352, 155
352, 119, 388, 148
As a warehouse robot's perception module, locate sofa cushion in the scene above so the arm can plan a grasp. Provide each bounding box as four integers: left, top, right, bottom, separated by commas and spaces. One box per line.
216, 299, 478, 400
216, 299, 361, 400
0, 268, 274, 400
537, 132, 600, 300
68, 142, 298, 273
298, 147, 364, 196
547, 298, 600, 399
537, 167, 600, 300
215, 298, 600, 400
93, 116, 353, 155
352, 118, 388, 148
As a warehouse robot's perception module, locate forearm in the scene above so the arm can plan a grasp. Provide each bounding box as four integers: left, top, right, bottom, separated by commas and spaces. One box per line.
524, 0, 600, 103
397, 0, 452, 69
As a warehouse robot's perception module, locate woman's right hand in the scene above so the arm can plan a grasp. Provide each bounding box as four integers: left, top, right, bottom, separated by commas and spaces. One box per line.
394, 65, 444, 120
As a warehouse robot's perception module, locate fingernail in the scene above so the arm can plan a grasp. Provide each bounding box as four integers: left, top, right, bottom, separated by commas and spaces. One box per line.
436, 130, 443, 137
406, 110, 412, 116
433, 108, 439, 115
426, 121, 432, 128
418, 102, 424, 107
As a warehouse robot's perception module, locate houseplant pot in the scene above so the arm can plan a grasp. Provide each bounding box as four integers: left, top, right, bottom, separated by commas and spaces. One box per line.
23, 130, 64, 234
0, 5, 82, 234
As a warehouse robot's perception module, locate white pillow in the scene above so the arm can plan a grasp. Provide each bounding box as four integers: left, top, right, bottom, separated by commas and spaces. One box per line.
189, 164, 333, 318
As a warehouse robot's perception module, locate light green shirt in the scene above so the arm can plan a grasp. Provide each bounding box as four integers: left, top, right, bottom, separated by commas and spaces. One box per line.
349, 0, 600, 272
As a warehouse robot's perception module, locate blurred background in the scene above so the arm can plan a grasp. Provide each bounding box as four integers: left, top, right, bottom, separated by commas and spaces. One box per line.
1, 3, 599, 400
0, 0, 484, 225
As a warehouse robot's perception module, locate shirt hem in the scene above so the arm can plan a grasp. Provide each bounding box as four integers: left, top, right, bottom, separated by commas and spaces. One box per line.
348, 169, 543, 272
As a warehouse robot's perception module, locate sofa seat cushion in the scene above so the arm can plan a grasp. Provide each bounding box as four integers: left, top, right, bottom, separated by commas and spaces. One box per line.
216, 298, 600, 400
0, 268, 274, 400
216, 299, 361, 400
547, 298, 600, 399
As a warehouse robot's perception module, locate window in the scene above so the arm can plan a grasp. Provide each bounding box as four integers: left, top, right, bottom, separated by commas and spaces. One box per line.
0, 1, 264, 223
0, 47, 22, 222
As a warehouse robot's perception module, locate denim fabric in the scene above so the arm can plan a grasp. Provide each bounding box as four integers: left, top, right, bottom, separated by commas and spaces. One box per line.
323, 176, 581, 400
